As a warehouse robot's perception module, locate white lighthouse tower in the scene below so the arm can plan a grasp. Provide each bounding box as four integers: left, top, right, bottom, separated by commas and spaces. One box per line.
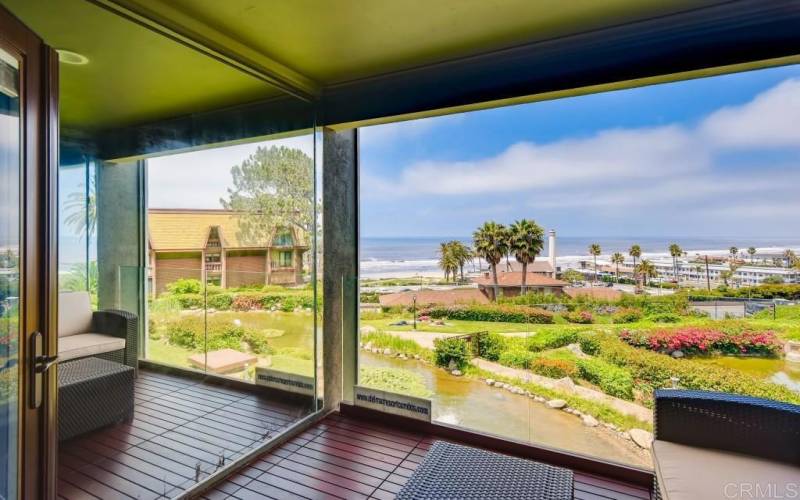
548, 230, 557, 278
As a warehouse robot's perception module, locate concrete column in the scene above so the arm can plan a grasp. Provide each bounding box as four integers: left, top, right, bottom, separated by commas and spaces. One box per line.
322, 128, 359, 409
96, 160, 146, 356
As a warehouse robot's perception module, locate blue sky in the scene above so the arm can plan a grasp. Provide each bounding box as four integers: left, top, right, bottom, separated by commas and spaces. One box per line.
359, 64, 800, 239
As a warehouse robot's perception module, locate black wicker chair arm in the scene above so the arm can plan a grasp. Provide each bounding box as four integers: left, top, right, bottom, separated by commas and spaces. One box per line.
91, 309, 138, 371
654, 389, 800, 464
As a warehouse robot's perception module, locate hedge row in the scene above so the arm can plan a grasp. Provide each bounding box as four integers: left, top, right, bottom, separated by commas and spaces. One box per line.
170, 291, 315, 312
574, 357, 634, 400
423, 304, 554, 324
578, 332, 800, 406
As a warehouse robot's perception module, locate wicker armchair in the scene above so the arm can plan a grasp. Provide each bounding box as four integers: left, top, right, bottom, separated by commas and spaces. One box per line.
58, 292, 138, 374
652, 389, 800, 500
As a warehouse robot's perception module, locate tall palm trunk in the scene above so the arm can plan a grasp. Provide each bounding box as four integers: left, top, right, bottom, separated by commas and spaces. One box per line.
616, 263, 620, 283
521, 261, 528, 295
460, 263, 464, 282
593, 256, 597, 284
490, 262, 499, 301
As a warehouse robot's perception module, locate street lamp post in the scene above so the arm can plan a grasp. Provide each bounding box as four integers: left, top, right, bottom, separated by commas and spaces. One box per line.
412, 295, 417, 330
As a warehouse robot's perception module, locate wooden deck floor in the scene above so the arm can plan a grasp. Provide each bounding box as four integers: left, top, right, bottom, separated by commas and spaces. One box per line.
58, 369, 310, 499
203, 414, 652, 500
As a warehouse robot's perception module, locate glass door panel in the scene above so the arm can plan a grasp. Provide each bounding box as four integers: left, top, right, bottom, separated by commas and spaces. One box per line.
0, 46, 20, 500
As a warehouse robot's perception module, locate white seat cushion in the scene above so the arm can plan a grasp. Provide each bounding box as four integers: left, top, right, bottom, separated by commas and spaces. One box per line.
58, 291, 93, 337
653, 440, 800, 500
58, 333, 126, 362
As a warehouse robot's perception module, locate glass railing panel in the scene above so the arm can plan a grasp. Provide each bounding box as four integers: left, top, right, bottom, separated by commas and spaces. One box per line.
144, 265, 209, 371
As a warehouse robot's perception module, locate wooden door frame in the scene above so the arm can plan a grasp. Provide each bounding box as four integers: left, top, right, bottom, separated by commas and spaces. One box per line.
0, 6, 59, 499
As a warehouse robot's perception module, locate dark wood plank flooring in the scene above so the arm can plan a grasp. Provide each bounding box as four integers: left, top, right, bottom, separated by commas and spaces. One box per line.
58, 369, 309, 499
204, 413, 652, 500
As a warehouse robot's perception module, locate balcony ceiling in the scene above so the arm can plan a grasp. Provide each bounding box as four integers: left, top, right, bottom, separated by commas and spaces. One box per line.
0, 0, 747, 131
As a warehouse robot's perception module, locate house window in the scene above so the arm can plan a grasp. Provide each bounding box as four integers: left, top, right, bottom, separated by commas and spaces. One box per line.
277, 250, 293, 268
274, 231, 293, 246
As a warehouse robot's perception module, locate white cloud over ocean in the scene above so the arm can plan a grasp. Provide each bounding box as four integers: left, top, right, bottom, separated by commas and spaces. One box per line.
363, 78, 800, 211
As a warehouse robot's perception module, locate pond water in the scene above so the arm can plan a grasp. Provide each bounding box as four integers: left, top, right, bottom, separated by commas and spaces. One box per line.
360, 351, 651, 468
153, 310, 652, 467
694, 356, 800, 393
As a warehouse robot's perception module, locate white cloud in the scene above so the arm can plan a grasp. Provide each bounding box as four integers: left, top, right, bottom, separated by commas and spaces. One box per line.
384, 125, 706, 196
370, 78, 800, 200
700, 78, 800, 148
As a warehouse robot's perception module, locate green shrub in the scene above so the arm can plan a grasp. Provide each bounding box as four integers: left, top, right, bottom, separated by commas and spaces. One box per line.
526, 329, 579, 352
174, 293, 204, 309
475, 333, 506, 361
529, 358, 578, 379
232, 292, 265, 311
498, 349, 537, 369
578, 331, 800, 406
166, 278, 202, 295
424, 304, 553, 324
611, 307, 643, 324
647, 312, 682, 323
575, 357, 634, 400
207, 293, 233, 310
564, 310, 594, 324
360, 291, 380, 303
433, 337, 470, 370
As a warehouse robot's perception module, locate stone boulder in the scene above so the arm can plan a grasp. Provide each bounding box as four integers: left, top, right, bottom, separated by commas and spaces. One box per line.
629, 429, 653, 450
581, 415, 599, 427
360, 325, 377, 334
546, 399, 567, 409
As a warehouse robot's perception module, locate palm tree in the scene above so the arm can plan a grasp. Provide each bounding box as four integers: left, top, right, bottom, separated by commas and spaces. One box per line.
588, 243, 601, 284
610, 252, 624, 282
729, 246, 739, 263
628, 244, 642, 273
447, 241, 472, 282
473, 222, 509, 301
783, 249, 797, 268
747, 247, 756, 263
437, 242, 458, 282
636, 259, 657, 286
508, 219, 545, 294
668, 243, 682, 282
64, 175, 97, 239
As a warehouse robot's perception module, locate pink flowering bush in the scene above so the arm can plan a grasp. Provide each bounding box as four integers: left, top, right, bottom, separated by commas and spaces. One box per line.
564, 310, 594, 324
619, 326, 781, 357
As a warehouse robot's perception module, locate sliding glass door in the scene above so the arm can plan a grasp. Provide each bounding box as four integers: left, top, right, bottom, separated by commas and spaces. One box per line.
0, 5, 59, 498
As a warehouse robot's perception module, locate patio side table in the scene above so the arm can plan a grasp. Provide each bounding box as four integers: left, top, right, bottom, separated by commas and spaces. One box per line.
58, 357, 135, 441
398, 441, 574, 500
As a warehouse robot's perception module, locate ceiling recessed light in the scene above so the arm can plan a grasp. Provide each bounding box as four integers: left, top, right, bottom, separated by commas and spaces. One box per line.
56, 50, 89, 65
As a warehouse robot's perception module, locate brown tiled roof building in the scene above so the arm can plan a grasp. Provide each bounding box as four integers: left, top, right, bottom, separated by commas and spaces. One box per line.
148, 209, 308, 295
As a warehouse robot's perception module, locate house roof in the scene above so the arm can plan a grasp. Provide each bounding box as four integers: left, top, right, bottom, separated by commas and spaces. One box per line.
563, 287, 624, 301
473, 272, 568, 288
148, 209, 307, 251
378, 289, 489, 308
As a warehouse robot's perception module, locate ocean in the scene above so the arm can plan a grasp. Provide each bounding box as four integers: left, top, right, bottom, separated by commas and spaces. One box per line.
360, 236, 800, 278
